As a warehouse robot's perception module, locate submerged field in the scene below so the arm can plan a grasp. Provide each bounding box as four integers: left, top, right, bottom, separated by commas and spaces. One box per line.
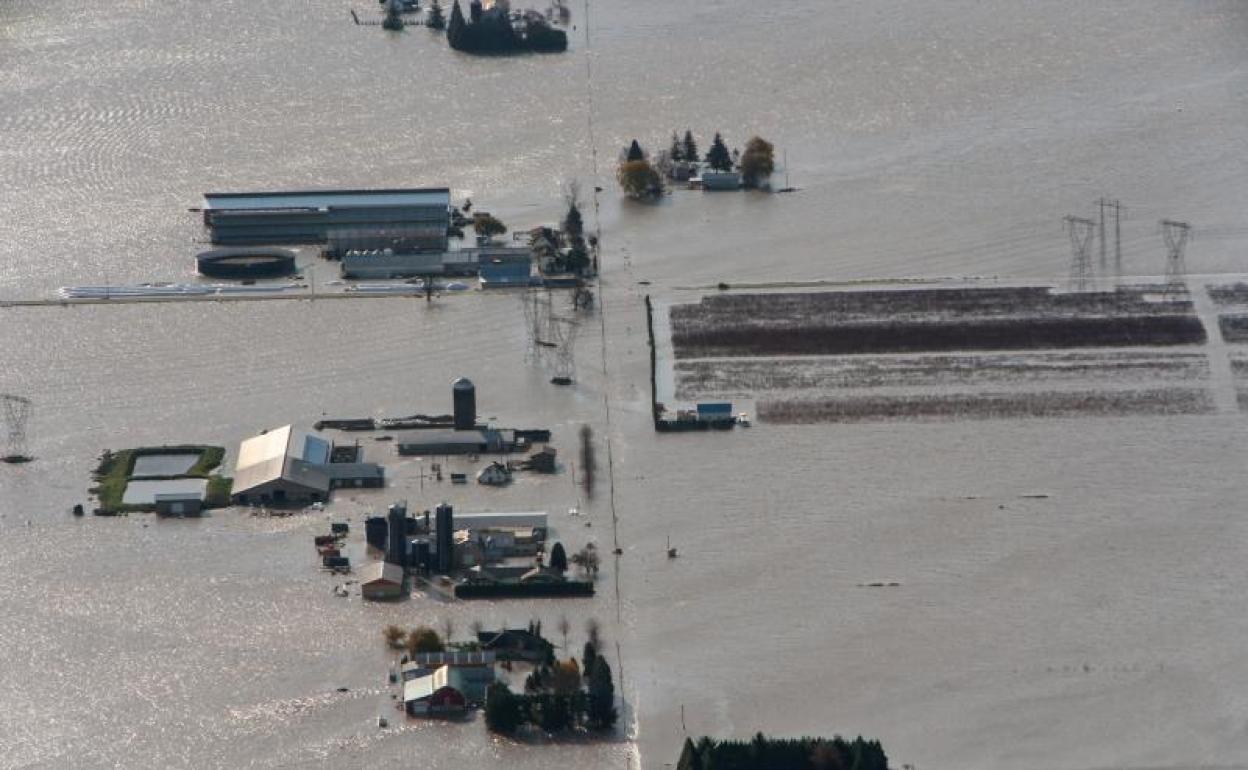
667, 286, 1217, 424
670, 287, 1206, 359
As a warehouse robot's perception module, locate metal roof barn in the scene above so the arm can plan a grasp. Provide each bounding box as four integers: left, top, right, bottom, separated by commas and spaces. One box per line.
360, 561, 405, 600
231, 425, 332, 505
202, 188, 451, 211
201, 188, 451, 247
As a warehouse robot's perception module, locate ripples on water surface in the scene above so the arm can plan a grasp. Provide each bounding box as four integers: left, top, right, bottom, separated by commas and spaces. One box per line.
2, 0, 1248, 768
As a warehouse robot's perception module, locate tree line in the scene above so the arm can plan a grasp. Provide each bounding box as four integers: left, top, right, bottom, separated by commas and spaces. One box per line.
485, 636, 618, 735
678, 734, 889, 770
617, 130, 777, 199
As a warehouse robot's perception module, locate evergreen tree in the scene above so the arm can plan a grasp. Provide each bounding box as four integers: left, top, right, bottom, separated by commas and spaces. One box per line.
677, 737, 700, 770
426, 0, 446, 30
586, 656, 617, 729
626, 139, 646, 162
682, 130, 699, 165
549, 541, 569, 573
536, 692, 573, 732
484, 682, 522, 734
382, 0, 404, 31
669, 131, 685, 163
705, 133, 733, 172
562, 204, 583, 239
447, 0, 466, 47
582, 640, 597, 678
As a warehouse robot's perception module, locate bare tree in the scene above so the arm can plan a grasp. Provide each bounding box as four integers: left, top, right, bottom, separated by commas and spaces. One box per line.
557, 614, 571, 651
585, 617, 601, 650
441, 616, 455, 646
579, 424, 596, 498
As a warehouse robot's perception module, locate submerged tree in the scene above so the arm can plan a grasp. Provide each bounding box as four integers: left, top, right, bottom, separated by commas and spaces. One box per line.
405, 626, 444, 655
586, 656, 617, 729
668, 131, 685, 163
705, 132, 733, 172
682, 130, 699, 165
549, 541, 569, 573
382, 0, 404, 30
447, 0, 467, 46
582, 639, 597, 677
572, 543, 600, 577
563, 201, 583, 239
579, 424, 596, 497
740, 136, 776, 188
426, 0, 446, 29
617, 144, 662, 200
485, 681, 523, 734
383, 624, 406, 649
473, 212, 507, 241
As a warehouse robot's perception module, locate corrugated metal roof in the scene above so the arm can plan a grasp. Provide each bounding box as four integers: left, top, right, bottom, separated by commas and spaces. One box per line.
233, 425, 332, 495
204, 188, 451, 211
361, 561, 404, 586
395, 430, 489, 447
403, 673, 437, 702
453, 512, 548, 530
410, 651, 496, 667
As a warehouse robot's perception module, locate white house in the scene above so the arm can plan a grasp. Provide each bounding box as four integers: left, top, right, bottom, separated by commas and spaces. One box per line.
476, 461, 512, 486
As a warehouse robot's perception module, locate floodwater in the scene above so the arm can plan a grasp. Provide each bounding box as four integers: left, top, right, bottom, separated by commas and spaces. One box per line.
2, 1, 1248, 768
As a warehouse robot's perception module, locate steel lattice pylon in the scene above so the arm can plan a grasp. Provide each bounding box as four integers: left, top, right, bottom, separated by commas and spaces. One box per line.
1, 394, 32, 460
1161, 219, 1191, 299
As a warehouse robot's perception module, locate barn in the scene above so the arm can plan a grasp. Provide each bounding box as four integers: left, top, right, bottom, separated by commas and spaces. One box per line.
230, 426, 332, 506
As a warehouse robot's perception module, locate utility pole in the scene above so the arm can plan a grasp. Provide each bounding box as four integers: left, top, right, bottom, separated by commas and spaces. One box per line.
1113, 199, 1123, 278
1065, 215, 1096, 292
1161, 219, 1191, 299
1098, 198, 1108, 273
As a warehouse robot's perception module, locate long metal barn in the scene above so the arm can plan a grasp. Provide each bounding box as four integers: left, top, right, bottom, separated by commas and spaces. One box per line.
200, 187, 451, 247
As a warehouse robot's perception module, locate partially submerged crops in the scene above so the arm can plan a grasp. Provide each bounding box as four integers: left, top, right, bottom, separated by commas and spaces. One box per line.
759, 388, 1212, 423
1218, 314, 1248, 343
1208, 283, 1248, 307
670, 287, 1205, 358
667, 286, 1214, 425
675, 351, 1208, 398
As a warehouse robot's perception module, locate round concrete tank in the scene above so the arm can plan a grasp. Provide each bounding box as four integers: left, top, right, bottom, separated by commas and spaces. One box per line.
452, 377, 476, 430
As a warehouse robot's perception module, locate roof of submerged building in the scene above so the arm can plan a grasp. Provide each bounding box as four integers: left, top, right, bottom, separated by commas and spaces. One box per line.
233, 425, 333, 495
203, 188, 451, 211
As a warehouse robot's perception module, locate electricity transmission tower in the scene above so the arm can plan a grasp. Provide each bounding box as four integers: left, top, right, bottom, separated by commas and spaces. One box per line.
1098, 198, 1124, 278
1161, 219, 1191, 298
1, 394, 33, 462
548, 315, 581, 381
519, 288, 581, 380
1065, 215, 1097, 292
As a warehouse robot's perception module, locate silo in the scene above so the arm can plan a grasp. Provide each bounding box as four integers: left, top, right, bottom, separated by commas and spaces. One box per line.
412, 539, 431, 573
435, 503, 454, 574
364, 516, 388, 550
452, 378, 476, 430
386, 502, 408, 566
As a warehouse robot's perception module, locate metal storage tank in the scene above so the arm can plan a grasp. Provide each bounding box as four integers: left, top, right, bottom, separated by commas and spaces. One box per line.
412, 539, 431, 573
365, 516, 388, 550
387, 503, 408, 566
435, 503, 454, 574
452, 378, 476, 430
